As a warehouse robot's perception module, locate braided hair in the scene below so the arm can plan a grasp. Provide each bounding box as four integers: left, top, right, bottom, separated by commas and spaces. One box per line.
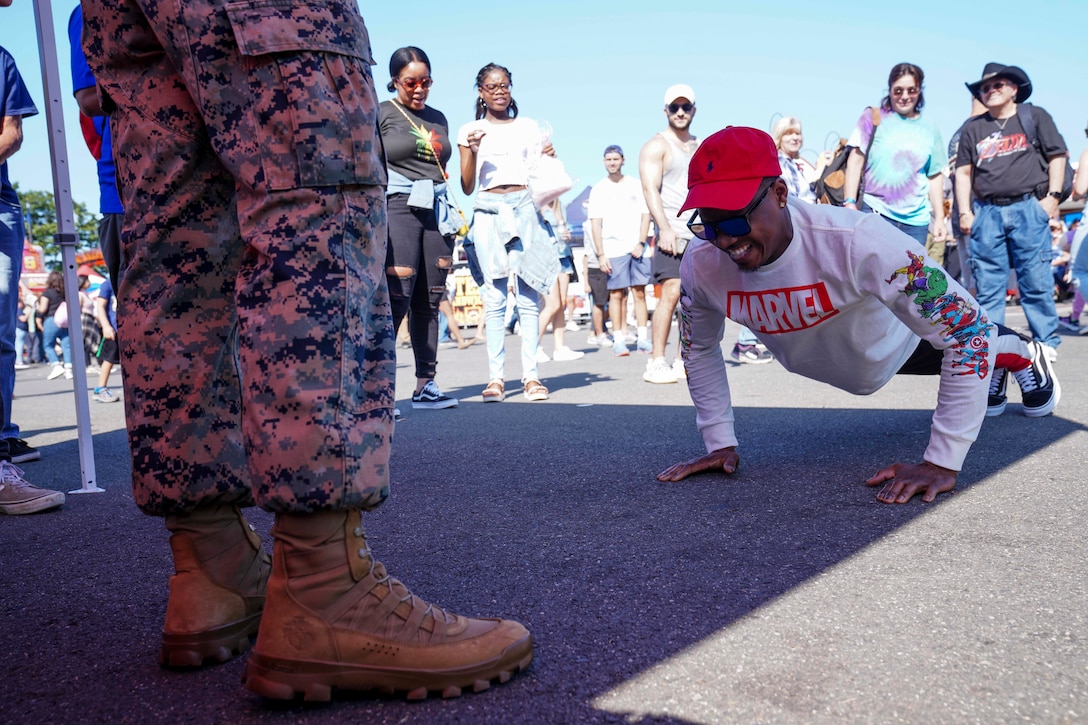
474, 63, 518, 120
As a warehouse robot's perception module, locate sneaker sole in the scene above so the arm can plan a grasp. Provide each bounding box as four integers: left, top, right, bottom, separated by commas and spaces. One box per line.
160, 610, 263, 668
642, 374, 677, 384
411, 399, 459, 410
986, 401, 1007, 417
0, 490, 64, 514
242, 634, 533, 702
1023, 377, 1061, 418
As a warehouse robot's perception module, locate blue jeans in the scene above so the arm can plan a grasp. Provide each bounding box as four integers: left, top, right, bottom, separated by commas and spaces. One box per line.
0, 205, 23, 438
41, 317, 72, 367
482, 277, 540, 383
1069, 222, 1088, 299
969, 197, 1059, 348
860, 202, 929, 244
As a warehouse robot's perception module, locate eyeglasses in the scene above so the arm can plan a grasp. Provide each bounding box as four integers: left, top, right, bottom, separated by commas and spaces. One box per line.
480, 82, 511, 93
396, 77, 433, 91
980, 79, 1011, 94
667, 102, 694, 114
686, 184, 771, 241
891, 86, 919, 97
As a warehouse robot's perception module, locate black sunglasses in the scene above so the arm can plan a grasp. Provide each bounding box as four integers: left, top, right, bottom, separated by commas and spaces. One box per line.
686, 184, 771, 241
667, 102, 693, 114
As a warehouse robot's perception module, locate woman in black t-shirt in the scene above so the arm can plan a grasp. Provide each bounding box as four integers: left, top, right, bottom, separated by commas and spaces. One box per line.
380, 46, 461, 411
36, 270, 72, 379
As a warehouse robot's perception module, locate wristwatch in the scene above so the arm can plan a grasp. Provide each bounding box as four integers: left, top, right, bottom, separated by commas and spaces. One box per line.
1048, 191, 1062, 201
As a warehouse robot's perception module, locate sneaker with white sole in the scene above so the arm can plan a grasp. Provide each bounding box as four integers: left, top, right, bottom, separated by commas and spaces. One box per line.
731, 343, 774, 364
94, 387, 120, 403
0, 461, 64, 515
564, 320, 580, 332
411, 380, 459, 410
1057, 315, 1081, 332
3, 438, 40, 464
535, 348, 550, 363
635, 338, 652, 353
47, 364, 65, 380
612, 338, 630, 357
1013, 341, 1060, 417
643, 357, 678, 384
596, 334, 614, 348
552, 346, 584, 362
1041, 344, 1057, 363
986, 368, 1008, 417
672, 358, 686, 380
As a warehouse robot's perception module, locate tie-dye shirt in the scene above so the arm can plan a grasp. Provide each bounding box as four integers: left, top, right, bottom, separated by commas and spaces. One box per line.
847, 108, 947, 227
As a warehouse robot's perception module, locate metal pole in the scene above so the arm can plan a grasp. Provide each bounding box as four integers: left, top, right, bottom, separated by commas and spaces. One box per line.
32, 0, 103, 494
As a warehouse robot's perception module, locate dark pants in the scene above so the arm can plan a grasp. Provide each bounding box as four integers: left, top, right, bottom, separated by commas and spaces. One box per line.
385, 194, 454, 381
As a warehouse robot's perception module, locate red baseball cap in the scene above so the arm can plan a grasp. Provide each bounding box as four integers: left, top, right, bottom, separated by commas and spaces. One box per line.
678, 126, 782, 215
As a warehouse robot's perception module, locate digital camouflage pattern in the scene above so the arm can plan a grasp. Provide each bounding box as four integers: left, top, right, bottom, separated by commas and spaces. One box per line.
80, 0, 394, 515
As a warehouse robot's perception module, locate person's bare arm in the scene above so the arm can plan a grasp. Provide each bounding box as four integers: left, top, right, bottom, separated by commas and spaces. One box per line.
0, 114, 24, 166
591, 218, 610, 274
928, 174, 949, 242
955, 165, 974, 235
639, 136, 677, 253
843, 148, 865, 208
1074, 147, 1088, 201
74, 86, 104, 117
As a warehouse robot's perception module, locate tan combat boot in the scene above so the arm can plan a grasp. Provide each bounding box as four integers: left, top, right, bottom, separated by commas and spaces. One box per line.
160, 506, 271, 666
242, 510, 533, 701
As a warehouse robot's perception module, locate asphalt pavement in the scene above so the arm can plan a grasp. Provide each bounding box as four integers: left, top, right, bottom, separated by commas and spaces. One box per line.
1, 304, 1086, 724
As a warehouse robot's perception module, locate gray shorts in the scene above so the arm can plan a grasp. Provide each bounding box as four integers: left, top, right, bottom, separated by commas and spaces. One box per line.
606, 254, 651, 290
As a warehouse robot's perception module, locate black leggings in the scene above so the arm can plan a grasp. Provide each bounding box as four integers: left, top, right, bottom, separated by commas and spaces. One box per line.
385, 194, 454, 380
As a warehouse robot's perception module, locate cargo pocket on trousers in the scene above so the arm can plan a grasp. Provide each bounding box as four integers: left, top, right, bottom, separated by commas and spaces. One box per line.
225, 0, 384, 190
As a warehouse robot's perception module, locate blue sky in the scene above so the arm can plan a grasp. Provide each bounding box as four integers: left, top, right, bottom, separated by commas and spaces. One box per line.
4, 0, 1085, 218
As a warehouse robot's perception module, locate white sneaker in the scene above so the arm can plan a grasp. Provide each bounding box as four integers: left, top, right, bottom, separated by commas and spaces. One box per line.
596, 335, 614, 348
46, 364, 65, 381
536, 348, 551, 363
564, 320, 580, 332
643, 357, 678, 384
672, 358, 686, 380
552, 346, 585, 362
1041, 344, 1058, 363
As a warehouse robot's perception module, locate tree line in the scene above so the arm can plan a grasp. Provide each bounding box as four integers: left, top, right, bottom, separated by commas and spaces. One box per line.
15, 183, 102, 267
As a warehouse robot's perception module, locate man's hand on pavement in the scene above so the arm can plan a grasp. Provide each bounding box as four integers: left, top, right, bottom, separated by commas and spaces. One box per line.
865, 460, 957, 504
657, 447, 739, 482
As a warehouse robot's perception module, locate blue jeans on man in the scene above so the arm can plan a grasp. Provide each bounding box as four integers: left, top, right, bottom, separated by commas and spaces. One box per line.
969, 196, 1059, 350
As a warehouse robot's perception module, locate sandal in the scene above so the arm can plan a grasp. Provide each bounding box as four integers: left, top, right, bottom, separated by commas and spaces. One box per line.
523, 379, 549, 402
482, 379, 504, 403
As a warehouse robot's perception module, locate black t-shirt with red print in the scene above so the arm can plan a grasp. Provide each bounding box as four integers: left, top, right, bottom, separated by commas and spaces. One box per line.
955, 103, 1067, 200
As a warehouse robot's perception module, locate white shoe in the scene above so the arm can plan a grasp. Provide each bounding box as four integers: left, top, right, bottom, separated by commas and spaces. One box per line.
672, 358, 686, 380
564, 320, 580, 332
643, 357, 678, 384
536, 348, 551, 363
47, 364, 65, 381
1041, 344, 1058, 363
552, 346, 584, 362
596, 335, 614, 348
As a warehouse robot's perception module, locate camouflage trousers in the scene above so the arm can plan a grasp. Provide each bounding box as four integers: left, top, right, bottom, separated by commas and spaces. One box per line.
80, 0, 395, 515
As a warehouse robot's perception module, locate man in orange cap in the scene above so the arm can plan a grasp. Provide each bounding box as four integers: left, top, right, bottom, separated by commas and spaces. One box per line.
657, 126, 1059, 504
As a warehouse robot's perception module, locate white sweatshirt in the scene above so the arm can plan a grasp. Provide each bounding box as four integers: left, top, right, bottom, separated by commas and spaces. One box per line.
678, 198, 994, 471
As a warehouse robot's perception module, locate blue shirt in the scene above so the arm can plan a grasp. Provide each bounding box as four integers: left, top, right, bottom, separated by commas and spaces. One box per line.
68, 7, 123, 214
1, 45, 39, 207
96, 277, 117, 330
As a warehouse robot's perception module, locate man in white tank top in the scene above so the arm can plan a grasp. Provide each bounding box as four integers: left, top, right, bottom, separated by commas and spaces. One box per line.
639, 84, 700, 383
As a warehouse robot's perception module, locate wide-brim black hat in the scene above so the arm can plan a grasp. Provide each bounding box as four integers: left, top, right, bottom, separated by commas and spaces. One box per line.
965, 62, 1032, 103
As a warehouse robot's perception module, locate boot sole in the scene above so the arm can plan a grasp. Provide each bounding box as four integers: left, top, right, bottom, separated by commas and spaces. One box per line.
160, 610, 263, 667
241, 633, 533, 702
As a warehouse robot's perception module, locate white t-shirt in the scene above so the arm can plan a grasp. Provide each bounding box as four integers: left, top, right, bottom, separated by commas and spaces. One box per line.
679, 198, 993, 471
587, 175, 649, 259
456, 116, 544, 191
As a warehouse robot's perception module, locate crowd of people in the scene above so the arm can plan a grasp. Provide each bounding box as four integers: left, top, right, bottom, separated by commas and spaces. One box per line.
0, 0, 1084, 707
